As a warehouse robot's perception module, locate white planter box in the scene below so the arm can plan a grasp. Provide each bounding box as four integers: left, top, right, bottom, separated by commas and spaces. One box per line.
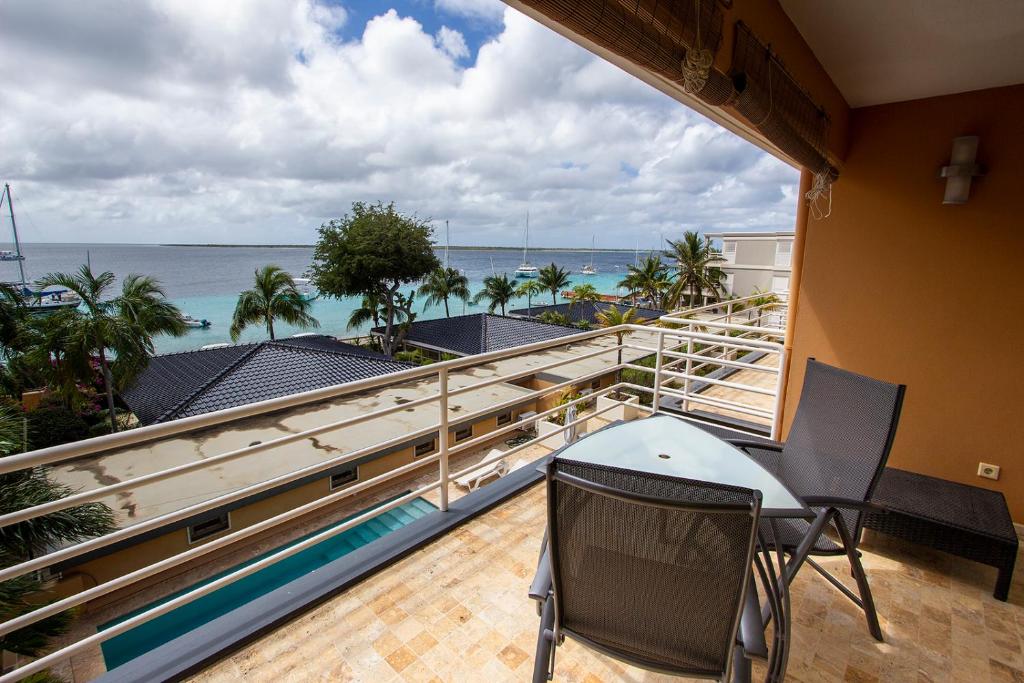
596, 394, 640, 422
537, 419, 568, 449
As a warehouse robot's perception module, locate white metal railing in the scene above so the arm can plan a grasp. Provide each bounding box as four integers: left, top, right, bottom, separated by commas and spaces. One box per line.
0, 319, 785, 682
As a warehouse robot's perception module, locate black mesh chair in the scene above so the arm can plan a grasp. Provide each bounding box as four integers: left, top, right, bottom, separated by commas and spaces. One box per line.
529, 457, 766, 682
724, 359, 905, 641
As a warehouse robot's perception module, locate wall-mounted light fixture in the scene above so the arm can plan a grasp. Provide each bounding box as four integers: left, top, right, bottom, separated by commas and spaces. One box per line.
939, 136, 985, 204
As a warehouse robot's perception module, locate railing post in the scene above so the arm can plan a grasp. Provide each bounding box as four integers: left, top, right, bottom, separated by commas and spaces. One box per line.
682, 324, 693, 413
652, 330, 664, 415
726, 301, 733, 325
438, 367, 450, 512
770, 346, 788, 441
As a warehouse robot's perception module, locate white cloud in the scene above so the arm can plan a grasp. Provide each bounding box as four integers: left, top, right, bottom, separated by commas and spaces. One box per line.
434, 0, 505, 23
436, 26, 469, 60
0, 1, 798, 247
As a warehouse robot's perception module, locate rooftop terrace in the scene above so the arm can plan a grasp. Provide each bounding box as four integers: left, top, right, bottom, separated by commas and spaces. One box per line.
185, 476, 1024, 683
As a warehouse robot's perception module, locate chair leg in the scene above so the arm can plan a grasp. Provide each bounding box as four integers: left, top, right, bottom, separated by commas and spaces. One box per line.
834, 518, 883, 642
533, 596, 556, 682
731, 646, 752, 683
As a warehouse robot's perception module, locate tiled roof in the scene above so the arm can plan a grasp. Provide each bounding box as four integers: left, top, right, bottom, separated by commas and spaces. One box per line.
372, 313, 577, 356
507, 301, 665, 325
122, 336, 413, 425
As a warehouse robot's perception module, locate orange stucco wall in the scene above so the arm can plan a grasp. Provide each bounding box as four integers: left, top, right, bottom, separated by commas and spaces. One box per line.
783, 84, 1024, 521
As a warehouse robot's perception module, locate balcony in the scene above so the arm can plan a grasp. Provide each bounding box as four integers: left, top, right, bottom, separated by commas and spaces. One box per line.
0, 302, 1019, 683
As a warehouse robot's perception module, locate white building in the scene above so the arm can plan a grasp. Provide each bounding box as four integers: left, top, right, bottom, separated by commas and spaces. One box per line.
706, 231, 794, 297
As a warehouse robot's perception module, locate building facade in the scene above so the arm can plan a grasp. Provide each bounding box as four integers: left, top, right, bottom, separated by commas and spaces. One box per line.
706, 231, 794, 298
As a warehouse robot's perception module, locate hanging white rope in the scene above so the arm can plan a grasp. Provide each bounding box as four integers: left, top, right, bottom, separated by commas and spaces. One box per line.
805, 166, 834, 219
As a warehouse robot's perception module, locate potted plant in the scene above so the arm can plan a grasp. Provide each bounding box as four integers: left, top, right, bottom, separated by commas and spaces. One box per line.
596, 390, 640, 421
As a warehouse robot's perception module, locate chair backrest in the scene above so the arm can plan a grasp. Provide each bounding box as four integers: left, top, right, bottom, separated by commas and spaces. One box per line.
546, 458, 761, 679
780, 359, 905, 539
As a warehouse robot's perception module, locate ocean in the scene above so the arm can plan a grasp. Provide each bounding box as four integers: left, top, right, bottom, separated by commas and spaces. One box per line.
0, 243, 648, 355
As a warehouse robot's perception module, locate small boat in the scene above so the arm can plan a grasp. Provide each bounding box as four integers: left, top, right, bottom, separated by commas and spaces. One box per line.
580, 236, 598, 275
0, 250, 23, 262
514, 211, 539, 278
183, 314, 211, 329
292, 277, 318, 302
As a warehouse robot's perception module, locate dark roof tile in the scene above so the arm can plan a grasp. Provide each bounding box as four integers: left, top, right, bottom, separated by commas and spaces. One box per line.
372, 313, 578, 356
123, 335, 412, 425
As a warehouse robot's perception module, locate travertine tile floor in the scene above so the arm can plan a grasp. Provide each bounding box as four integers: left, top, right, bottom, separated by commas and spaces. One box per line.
189, 483, 1024, 683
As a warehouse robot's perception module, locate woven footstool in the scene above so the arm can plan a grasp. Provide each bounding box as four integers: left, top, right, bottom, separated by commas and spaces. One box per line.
864, 467, 1018, 600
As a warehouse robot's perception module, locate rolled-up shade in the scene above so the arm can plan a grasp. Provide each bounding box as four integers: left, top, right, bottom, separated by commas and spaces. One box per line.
515, 2, 837, 180
730, 22, 837, 180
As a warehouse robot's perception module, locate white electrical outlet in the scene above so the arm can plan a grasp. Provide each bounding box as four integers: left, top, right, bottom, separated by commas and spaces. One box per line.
978, 462, 1000, 480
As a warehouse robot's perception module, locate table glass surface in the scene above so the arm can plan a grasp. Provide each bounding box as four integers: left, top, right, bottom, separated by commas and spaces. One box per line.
555, 415, 808, 517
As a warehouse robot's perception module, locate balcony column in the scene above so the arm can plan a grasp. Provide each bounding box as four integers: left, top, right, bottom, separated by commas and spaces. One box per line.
773, 168, 812, 438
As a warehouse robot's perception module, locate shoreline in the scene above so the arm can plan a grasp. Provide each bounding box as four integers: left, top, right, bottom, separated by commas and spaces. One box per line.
160, 244, 640, 252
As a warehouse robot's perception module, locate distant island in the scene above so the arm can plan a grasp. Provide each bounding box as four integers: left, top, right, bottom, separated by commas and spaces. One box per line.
161, 244, 638, 252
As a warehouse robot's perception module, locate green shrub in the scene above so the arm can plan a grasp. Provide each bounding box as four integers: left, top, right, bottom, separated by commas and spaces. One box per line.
26, 404, 90, 450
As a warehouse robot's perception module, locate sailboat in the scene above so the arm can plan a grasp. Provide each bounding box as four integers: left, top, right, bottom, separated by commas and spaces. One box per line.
514, 212, 539, 278
1, 184, 82, 314
580, 235, 597, 275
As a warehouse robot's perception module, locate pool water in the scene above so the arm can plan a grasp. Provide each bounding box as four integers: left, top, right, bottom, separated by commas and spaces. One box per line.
99, 496, 437, 670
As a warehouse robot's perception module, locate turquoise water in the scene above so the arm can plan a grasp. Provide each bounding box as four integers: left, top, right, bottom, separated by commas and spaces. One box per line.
0, 243, 649, 354
99, 496, 437, 670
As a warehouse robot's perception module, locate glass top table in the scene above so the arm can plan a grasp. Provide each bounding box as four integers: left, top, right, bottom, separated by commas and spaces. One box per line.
553, 414, 811, 519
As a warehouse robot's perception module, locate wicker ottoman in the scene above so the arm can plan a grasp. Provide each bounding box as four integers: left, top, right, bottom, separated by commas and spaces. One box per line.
864, 467, 1018, 601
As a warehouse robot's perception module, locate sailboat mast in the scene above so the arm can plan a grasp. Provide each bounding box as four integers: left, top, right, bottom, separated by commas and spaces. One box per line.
522, 211, 529, 264
444, 220, 450, 268
590, 235, 595, 268
4, 184, 27, 289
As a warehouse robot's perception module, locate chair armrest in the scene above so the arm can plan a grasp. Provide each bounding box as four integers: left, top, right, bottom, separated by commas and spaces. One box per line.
728, 439, 784, 453
529, 546, 552, 602
737, 584, 768, 659
802, 496, 887, 513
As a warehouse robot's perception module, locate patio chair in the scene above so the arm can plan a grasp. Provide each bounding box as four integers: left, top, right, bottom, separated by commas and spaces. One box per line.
453, 450, 509, 491
725, 359, 905, 641
528, 457, 766, 682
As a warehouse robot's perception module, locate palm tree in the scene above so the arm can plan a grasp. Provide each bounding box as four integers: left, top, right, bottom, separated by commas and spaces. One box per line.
664, 231, 725, 308
347, 291, 386, 331
230, 265, 319, 342
515, 279, 543, 317
595, 305, 642, 381
620, 255, 671, 308
474, 274, 517, 315
569, 283, 600, 306
538, 263, 571, 305
0, 404, 115, 662
37, 266, 187, 432
417, 267, 470, 317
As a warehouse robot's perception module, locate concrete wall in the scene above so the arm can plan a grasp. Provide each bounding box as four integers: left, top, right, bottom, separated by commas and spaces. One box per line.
734, 240, 778, 268
783, 84, 1024, 521
727, 269, 773, 297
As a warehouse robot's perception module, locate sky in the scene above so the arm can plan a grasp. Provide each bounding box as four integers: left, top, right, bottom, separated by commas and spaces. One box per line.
0, 0, 800, 248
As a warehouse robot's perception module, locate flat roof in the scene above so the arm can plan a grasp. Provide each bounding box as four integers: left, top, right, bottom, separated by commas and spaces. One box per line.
50, 332, 658, 529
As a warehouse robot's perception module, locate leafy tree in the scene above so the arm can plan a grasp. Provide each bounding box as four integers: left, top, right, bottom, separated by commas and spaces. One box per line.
515, 279, 543, 317
417, 267, 470, 318
37, 266, 186, 433
230, 265, 318, 342
311, 202, 440, 356
595, 305, 642, 381
474, 274, 516, 315
618, 255, 671, 308
537, 263, 571, 305
664, 231, 725, 308
0, 405, 116, 661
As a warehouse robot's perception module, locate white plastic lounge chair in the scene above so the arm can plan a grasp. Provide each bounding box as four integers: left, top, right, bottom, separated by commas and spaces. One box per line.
454, 449, 509, 491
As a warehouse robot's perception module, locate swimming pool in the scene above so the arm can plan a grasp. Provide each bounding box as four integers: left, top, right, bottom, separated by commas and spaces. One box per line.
100, 496, 437, 670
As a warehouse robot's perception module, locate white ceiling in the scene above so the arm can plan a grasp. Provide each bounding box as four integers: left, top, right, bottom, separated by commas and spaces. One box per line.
780, 0, 1024, 107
